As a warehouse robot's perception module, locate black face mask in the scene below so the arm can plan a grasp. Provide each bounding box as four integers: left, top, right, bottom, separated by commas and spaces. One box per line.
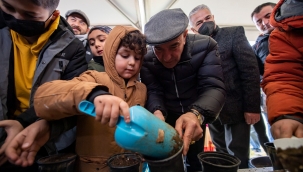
0, 9, 6, 29
1, 10, 51, 37
198, 21, 215, 36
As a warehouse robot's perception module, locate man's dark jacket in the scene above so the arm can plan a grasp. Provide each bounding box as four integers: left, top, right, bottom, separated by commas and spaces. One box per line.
141, 34, 226, 124
212, 26, 261, 124
252, 34, 269, 77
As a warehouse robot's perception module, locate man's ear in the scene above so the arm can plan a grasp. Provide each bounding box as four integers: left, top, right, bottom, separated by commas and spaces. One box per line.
51, 10, 60, 20
182, 29, 188, 45
86, 27, 90, 34
183, 29, 188, 38
190, 28, 196, 33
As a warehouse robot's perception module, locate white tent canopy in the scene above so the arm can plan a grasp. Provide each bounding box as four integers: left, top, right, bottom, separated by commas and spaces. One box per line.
58, 0, 278, 41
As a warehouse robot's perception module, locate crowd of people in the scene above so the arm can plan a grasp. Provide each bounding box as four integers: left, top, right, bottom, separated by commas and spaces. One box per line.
0, 0, 302, 171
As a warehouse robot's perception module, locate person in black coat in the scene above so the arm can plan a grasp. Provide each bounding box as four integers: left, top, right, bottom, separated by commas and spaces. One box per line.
189, 4, 261, 169
250, 2, 276, 154
251, 2, 276, 78
141, 8, 226, 172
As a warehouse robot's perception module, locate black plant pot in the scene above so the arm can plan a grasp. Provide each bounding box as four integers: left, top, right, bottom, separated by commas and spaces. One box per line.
107, 153, 141, 172
248, 156, 272, 168
37, 153, 77, 172
197, 152, 240, 172
264, 142, 284, 170
144, 145, 185, 172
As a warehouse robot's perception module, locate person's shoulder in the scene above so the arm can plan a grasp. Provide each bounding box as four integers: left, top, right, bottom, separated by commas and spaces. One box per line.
136, 81, 147, 88
88, 61, 105, 72
82, 70, 109, 80
189, 34, 217, 51
60, 35, 85, 53
88, 60, 98, 65
58, 16, 74, 32
221, 26, 244, 33
51, 16, 75, 39
0, 26, 10, 38
88, 60, 97, 66
49, 31, 85, 62
257, 34, 270, 43
188, 33, 213, 45
218, 26, 247, 41
136, 81, 147, 94
188, 33, 208, 40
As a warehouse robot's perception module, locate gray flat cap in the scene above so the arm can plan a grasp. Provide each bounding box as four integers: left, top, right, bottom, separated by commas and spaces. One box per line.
65, 9, 90, 26
144, 8, 188, 45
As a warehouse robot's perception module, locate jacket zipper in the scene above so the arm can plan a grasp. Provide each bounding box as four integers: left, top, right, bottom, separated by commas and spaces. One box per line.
172, 68, 184, 113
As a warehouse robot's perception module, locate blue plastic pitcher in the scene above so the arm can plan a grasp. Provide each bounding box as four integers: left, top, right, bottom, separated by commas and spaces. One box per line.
78, 100, 183, 159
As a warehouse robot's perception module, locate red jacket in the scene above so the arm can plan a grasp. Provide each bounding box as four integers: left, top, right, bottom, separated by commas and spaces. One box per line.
262, 0, 303, 124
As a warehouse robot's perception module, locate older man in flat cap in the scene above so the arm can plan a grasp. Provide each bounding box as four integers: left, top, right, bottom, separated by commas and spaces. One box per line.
140, 8, 226, 172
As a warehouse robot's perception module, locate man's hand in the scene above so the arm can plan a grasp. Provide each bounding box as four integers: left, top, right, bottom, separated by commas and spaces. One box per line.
94, 95, 130, 127
244, 112, 260, 125
153, 110, 165, 121
175, 112, 203, 155
271, 119, 303, 139
5, 119, 50, 167
0, 120, 24, 166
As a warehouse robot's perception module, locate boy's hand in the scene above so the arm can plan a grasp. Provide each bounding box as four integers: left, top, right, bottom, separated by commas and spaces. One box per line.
94, 95, 130, 127
175, 112, 203, 155
0, 120, 24, 166
153, 110, 165, 121
271, 119, 303, 139
5, 119, 50, 167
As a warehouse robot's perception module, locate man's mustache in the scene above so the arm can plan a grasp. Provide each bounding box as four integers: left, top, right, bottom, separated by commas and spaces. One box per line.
72, 26, 80, 32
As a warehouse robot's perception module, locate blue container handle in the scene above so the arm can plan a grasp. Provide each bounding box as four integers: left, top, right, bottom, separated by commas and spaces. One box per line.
78, 100, 125, 123
78, 100, 96, 117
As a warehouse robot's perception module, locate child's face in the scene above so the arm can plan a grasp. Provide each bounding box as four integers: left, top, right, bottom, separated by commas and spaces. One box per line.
88, 29, 108, 56
0, 0, 54, 23
115, 46, 142, 79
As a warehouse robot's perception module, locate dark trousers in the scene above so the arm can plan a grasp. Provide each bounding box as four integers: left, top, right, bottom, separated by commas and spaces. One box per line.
166, 114, 206, 172
208, 120, 250, 169
185, 127, 206, 172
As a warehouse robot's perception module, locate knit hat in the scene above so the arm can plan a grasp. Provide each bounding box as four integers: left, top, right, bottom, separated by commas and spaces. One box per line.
89, 25, 112, 35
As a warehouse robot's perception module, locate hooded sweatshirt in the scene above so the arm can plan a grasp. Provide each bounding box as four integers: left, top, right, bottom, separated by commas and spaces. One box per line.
34, 26, 147, 172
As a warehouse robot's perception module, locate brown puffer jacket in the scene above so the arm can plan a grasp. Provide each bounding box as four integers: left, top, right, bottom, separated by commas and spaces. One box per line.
34, 26, 147, 172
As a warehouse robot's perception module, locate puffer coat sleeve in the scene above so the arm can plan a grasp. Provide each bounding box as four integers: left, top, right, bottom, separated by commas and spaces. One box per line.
188, 36, 226, 123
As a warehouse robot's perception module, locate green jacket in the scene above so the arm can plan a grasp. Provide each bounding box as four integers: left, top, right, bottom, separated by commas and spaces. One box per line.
88, 60, 105, 72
